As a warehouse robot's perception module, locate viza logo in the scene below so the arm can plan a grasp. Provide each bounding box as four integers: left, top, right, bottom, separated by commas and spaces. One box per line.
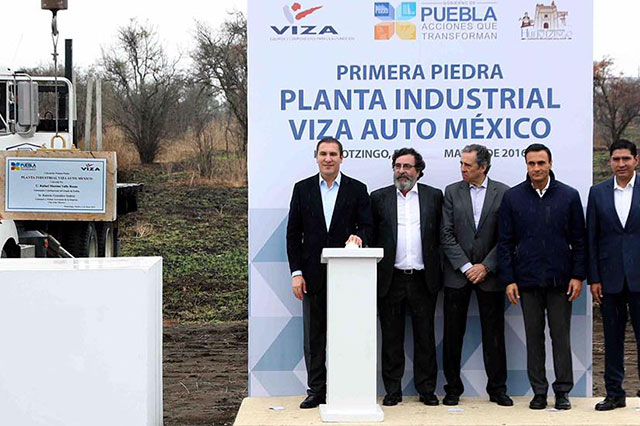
82, 163, 101, 172
271, 3, 338, 36
270, 25, 337, 35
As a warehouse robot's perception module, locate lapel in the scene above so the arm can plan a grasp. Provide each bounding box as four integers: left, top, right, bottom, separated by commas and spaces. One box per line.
418, 184, 428, 239
310, 174, 328, 232
458, 181, 475, 232
388, 186, 399, 245
624, 174, 640, 230
327, 174, 347, 234
606, 177, 625, 231
476, 178, 497, 233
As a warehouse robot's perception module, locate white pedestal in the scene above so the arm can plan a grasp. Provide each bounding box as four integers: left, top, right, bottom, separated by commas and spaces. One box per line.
320, 248, 384, 423
0, 257, 163, 426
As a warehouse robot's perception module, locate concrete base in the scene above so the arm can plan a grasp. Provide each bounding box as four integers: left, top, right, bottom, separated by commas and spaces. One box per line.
234, 396, 640, 425
319, 403, 384, 422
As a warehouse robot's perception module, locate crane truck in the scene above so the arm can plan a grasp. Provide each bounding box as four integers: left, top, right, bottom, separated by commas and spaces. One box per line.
0, 0, 140, 258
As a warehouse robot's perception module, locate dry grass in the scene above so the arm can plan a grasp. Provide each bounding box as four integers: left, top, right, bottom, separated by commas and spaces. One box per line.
120, 220, 155, 239
100, 128, 140, 168
84, 121, 247, 187
183, 155, 247, 188
164, 120, 247, 187
157, 137, 196, 164
593, 133, 608, 149
210, 155, 247, 187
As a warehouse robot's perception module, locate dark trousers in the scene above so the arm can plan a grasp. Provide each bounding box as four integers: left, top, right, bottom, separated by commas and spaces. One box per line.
443, 284, 507, 397
520, 287, 573, 395
302, 290, 327, 396
601, 284, 640, 397
378, 270, 438, 396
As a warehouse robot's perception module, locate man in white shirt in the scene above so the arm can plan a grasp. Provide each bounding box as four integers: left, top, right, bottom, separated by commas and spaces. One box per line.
370, 148, 443, 406
440, 144, 512, 406
587, 139, 640, 411
286, 137, 372, 409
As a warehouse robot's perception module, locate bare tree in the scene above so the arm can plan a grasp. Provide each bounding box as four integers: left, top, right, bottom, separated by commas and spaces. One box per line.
101, 20, 182, 163
192, 12, 247, 155
179, 81, 219, 139
594, 58, 640, 146
179, 81, 221, 177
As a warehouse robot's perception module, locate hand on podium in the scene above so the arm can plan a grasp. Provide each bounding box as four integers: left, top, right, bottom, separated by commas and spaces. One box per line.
345, 234, 362, 248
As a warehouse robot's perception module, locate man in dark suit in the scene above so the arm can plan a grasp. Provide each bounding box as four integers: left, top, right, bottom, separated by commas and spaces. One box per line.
286, 137, 372, 409
498, 143, 585, 411
440, 144, 512, 406
371, 147, 443, 407
587, 138, 640, 411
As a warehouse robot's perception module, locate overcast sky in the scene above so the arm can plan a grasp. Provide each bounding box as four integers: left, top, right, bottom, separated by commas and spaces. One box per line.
2, 0, 638, 75
3, 0, 247, 71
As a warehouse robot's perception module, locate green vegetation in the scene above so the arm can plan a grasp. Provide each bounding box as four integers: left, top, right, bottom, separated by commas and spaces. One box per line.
118, 165, 247, 323
593, 148, 610, 184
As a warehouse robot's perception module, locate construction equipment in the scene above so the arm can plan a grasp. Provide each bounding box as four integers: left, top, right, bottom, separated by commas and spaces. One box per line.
0, 2, 141, 258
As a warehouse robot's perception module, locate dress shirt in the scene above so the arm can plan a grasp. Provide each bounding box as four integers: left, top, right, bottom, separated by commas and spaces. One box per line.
532, 177, 550, 198
460, 176, 488, 274
292, 173, 342, 278
319, 172, 341, 230
470, 177, 488, 228
614, 171, 635, 228
394, 184, 424, 270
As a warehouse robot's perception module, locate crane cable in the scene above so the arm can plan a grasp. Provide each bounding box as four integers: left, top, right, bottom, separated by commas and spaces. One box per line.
49, 11, 66, 149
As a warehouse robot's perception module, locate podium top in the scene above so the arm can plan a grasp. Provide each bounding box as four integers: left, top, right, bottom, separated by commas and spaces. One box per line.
321, 247, 384, 263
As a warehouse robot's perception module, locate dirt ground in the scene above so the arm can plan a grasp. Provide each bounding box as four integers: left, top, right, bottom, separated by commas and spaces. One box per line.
164, 321, 247, 426
592, 307, 640, 396
163, 312, 639, 426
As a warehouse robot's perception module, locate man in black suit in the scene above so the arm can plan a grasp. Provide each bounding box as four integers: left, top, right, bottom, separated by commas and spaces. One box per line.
286, 137, 372, 409
371, 147, 443, 407
587, 139, 640, 411
440, 144, 512, 406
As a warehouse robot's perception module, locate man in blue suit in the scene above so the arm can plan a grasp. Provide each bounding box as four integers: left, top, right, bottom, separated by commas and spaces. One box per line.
587, 138, 640, 411
498, 143, 585, 410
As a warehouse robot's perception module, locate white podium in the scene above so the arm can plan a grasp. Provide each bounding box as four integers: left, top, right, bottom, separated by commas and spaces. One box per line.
0, 257, 163, 426
319, 247, 384, 423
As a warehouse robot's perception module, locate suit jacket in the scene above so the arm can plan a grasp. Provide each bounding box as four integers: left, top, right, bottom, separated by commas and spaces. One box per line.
371, 183, 443, 298
587, 174, 640, 293
286, 173, 373, 294
441, 178, 509, 291
497, 172, 586, 289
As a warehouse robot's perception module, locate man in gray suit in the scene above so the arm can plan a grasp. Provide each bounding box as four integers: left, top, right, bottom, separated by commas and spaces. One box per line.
440, 144, 512, 406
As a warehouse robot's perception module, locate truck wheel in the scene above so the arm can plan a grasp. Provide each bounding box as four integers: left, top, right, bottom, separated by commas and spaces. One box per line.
1, 240, 19, 258
65, 222, 99, 258
97, 222, 116, 257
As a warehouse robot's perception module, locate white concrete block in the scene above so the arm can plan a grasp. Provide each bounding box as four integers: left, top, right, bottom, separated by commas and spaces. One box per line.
0, 257, 163, 426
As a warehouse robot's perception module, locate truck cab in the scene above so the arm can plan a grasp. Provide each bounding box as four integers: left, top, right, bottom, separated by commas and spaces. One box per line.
0, 68, 73, 150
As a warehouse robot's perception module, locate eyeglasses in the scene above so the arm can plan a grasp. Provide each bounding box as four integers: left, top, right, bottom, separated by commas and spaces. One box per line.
393, 163, 416, 171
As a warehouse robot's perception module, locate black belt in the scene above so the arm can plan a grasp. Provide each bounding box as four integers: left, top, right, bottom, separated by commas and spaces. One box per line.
394, 268, 423, 275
